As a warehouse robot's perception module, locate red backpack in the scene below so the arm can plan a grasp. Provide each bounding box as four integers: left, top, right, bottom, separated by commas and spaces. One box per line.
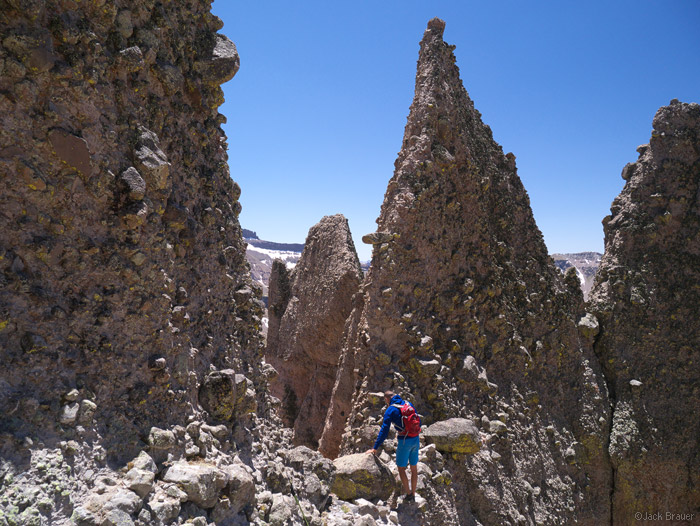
393, 402, 421, 437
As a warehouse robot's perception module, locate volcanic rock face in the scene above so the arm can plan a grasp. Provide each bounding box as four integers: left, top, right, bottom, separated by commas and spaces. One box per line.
589, 100, 700, 524
0, 1, 266, 524
319, 19, 611, 525
267, 214, 363, 447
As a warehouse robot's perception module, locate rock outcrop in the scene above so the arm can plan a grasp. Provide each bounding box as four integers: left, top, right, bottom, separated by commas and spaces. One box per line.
0, 1, 267, 524
267, 214, 363, 447
589, 100, 700, 524
319, 19, 611, 525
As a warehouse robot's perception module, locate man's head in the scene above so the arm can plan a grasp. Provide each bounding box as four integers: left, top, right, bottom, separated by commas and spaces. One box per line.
384, 390, 395, 405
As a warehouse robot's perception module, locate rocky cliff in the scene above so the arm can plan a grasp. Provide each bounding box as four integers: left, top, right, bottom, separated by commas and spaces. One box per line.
589, 100, 700, 525
267, 214, 363, 448
318, 19, 611, 525
0, 1, 270, 524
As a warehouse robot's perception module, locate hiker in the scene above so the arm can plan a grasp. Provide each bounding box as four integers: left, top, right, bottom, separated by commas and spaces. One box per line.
366, 390, 421, 501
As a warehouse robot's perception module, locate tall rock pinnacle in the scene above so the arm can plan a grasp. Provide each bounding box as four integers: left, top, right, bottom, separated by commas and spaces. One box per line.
590, 100, 700, 523
319, 19, 611, 525
266, 214, 363, 447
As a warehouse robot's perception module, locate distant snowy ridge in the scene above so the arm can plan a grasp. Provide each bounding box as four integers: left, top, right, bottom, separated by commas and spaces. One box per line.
551, 252, 602, 300
244, 234, 303, 302
245, 230, 599, 303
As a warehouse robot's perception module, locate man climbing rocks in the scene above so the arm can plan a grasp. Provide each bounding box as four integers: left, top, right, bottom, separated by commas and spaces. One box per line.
366, 391, 421, 501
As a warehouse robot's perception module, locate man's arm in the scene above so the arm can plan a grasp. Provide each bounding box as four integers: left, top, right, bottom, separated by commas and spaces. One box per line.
366, 408, 394, 455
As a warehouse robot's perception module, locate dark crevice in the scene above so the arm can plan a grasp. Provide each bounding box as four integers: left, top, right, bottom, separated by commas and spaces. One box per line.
591, 322, 617, 526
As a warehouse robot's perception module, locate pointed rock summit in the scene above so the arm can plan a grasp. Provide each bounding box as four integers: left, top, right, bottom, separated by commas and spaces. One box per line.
266, 214, 363, 447
590, 100, 700, 521
319, 20, 611, 525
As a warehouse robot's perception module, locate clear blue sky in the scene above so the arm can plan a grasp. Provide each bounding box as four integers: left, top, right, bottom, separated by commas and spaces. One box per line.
211, 1, 699, 261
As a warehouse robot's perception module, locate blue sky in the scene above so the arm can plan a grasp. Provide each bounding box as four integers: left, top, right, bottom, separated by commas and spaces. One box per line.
211, 1, 699, 261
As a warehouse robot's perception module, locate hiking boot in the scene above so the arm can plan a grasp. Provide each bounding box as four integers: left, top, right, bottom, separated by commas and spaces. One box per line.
403, 494, 415, 502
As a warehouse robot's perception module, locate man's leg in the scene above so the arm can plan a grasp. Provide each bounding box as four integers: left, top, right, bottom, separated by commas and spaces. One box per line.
396, 438, 411, 496
409, 436, 419, 495
397, 466, 410, 494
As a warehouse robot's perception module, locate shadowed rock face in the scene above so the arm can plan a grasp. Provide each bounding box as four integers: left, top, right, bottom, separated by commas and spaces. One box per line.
590, 100, 700, 525
0, 0, 262, 464
319, 19, 611, 526
267, 214, 363, 448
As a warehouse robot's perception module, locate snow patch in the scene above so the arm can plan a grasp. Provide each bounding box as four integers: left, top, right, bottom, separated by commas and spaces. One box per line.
246, 245, 300, 262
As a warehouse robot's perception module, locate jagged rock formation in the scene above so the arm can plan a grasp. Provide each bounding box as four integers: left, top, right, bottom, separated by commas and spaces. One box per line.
319, 19, 611, 525
589, 100, 700, 525
0, 1, 272, 524
267, 214, 363, 448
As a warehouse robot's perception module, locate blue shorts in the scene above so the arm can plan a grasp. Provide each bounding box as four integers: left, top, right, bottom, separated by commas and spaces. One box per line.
395, 435, 419, 467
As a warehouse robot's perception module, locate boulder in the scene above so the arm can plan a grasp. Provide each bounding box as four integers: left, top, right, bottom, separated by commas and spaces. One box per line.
221, 463, 256, 514
118, 167, 146, 201
331, 453, 396, 501
125, 466, 155, 498
148, 427, 176, 450
199, 369, 236, 421
284, 445, 335, 480
577, 313, 599, 342
134, 125, 170, 191
162, 461, 228, 508
268, 493, 296, 526
422, 419, 481, 454
283, 445, 335, 506
361, 232, 394, 245
147, 488, 181, 526
195, 33, 240, 85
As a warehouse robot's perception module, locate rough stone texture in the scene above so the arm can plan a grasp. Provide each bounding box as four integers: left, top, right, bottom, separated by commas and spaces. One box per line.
266, 258, 292, 359
331, 453, 396, 502
198, 369, 237, 421
319, 19, 611, 526
589, 100, 700, 525
0, 1, 265, 524
422, 418, 481, 454
161, 461, 227, 508
282, 445, 335, 507
266, 214, 363, 447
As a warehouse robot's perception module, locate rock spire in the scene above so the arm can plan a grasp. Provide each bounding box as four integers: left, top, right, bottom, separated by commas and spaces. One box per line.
319, 19, 611, 525
267, 214, 364, 447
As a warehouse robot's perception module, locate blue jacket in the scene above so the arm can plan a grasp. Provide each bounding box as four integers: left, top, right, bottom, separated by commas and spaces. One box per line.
372, 395, 420, 450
